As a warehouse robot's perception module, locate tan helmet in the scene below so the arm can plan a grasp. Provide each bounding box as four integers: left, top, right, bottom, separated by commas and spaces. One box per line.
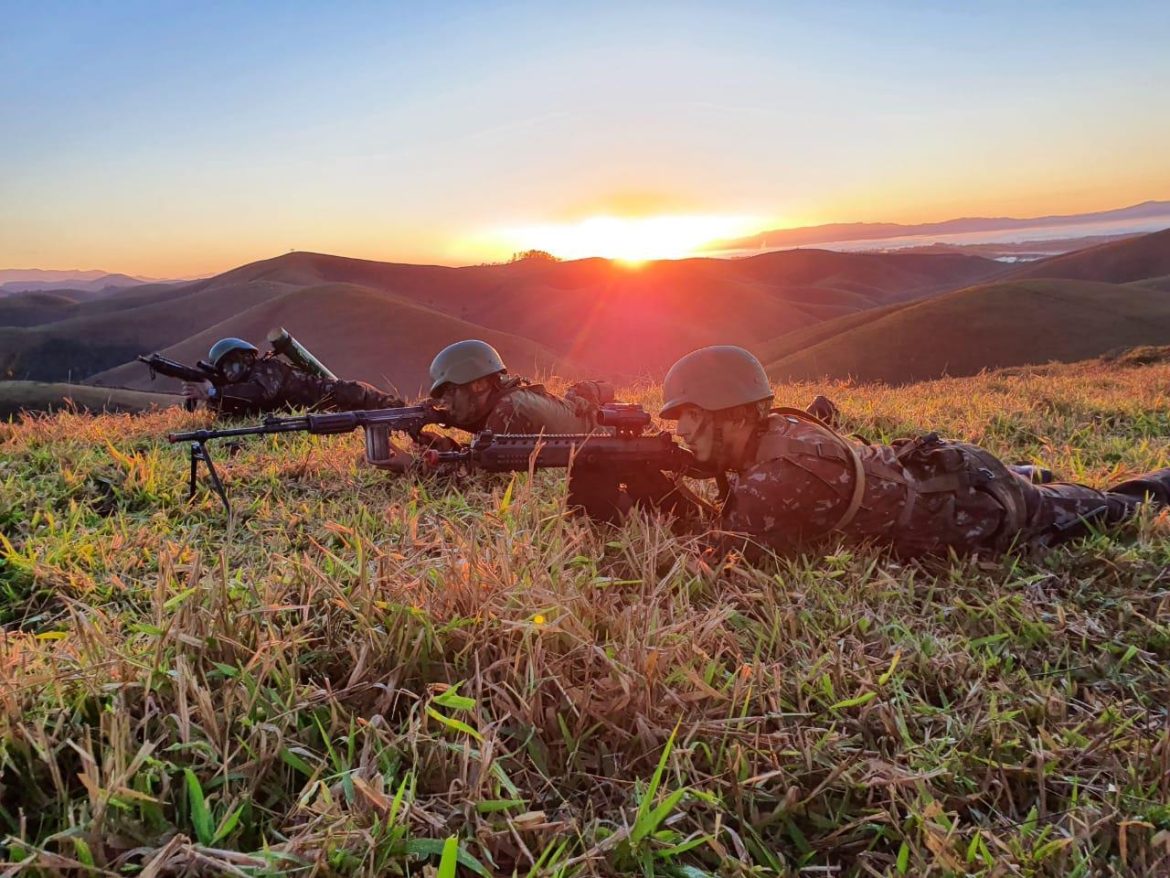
660, 345, 773, 419
429, 339, 506, 396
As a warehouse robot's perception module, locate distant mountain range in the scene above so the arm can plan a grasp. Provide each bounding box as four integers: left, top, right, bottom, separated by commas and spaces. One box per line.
710, 200, 1170, 252
0, 269, 155, 295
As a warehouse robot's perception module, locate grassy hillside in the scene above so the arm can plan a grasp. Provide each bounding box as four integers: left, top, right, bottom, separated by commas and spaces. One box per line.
0, 381, 180, 419
1131, 274, 1170, 293
768, 278, 1170, 384
3, 361, 1170, 875
1011, 227, 1170, 283
756, 301, 913, 365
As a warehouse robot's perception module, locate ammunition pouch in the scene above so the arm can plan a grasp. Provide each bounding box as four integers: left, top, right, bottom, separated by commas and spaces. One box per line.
892, 433, 1028, 547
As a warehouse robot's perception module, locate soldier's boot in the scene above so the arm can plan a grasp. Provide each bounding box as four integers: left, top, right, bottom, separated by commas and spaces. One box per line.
1108, 467, 1170, 506
1010, 464, 1055, 484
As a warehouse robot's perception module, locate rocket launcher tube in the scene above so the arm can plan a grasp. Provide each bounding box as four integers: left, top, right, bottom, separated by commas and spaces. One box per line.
267, 327, 338, 380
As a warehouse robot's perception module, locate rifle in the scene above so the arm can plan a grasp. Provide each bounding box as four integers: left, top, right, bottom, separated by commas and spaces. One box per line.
137, 353, 219, 384
168, 403, 446, 512
425, 403, 694, 472
424, 403, 706, 520
137, 353, 221, 412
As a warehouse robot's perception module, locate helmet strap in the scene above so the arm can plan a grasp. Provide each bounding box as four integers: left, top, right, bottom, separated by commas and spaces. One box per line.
707, 411, 728, 469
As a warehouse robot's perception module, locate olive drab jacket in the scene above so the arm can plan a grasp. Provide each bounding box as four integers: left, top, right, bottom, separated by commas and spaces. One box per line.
720, 409, 1165, 558
456, 377, 602, 436
212, 356, 403, 417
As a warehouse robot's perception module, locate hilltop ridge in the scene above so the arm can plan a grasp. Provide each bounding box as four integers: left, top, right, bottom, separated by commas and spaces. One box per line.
1, 228, 1168, 398
2, 246, 1005, 390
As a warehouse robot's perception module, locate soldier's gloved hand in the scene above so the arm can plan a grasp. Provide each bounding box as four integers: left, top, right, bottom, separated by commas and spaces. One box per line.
806, 395, 840, 428
623, 469, 710, 525
415, 428, 461, 454
365, 439, 417, 474
183, 380, 213, 403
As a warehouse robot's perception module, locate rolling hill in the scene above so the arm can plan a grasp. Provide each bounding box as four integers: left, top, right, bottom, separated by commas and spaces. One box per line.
755, 301, 914, 366
767, 278, 1170, 384
2, 247, 1006, 389
0, 278, 303, 382
0, 382, 180, 419
90, 283, 579, 398
4, 228, 1167, 396
0, 291, 86, 327
758, 227, 1170, 384
1009, 227, 1170, 283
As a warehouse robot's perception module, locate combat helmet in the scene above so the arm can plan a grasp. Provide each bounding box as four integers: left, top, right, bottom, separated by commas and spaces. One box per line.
660, 345, 773, 419
208, 337, 259, 368
429, 339, 507, 396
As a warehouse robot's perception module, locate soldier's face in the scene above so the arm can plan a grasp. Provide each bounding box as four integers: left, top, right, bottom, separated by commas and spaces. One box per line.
444, 379, 492, 425
676, 406, 716, 463
221, 352, 255, 382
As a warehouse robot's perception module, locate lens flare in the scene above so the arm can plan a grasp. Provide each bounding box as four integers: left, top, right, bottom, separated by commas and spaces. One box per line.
471, 214, 764, 264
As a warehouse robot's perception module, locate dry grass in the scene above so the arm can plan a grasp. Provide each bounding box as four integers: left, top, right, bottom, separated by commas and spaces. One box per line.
2, 361, 1170, 876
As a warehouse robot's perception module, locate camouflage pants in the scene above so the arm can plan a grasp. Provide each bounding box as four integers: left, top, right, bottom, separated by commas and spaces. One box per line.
886, 436, 1170, 556
1012, 467, 1170, 550
318, 378, 402, 411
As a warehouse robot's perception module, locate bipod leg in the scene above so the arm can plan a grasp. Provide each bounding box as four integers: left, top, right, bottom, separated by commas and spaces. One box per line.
190, 441, 231, 512
187, 442, 200, 499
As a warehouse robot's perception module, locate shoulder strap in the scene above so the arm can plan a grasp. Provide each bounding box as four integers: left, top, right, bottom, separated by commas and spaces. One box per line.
769, 407, 867, 532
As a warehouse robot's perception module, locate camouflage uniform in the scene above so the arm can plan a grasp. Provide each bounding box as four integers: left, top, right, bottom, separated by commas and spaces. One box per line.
212, 355, 403, 417
719, 409, 1170, 558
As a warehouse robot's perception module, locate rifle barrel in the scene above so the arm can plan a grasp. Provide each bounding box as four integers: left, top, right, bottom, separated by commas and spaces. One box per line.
167, 419, 308, 443
166, 404, 445, 444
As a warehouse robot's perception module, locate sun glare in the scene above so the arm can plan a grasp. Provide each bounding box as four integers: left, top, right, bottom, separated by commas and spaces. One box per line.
477, 214, 762, 264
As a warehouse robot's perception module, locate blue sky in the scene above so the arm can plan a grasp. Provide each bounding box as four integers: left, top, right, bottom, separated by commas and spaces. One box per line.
2, 1, 1168, 274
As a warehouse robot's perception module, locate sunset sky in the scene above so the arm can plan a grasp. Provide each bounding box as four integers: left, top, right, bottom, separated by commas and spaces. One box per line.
2, 1, 1168, 277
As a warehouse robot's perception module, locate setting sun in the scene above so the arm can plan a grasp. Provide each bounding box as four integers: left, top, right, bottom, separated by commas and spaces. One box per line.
474, 214, 765, 264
